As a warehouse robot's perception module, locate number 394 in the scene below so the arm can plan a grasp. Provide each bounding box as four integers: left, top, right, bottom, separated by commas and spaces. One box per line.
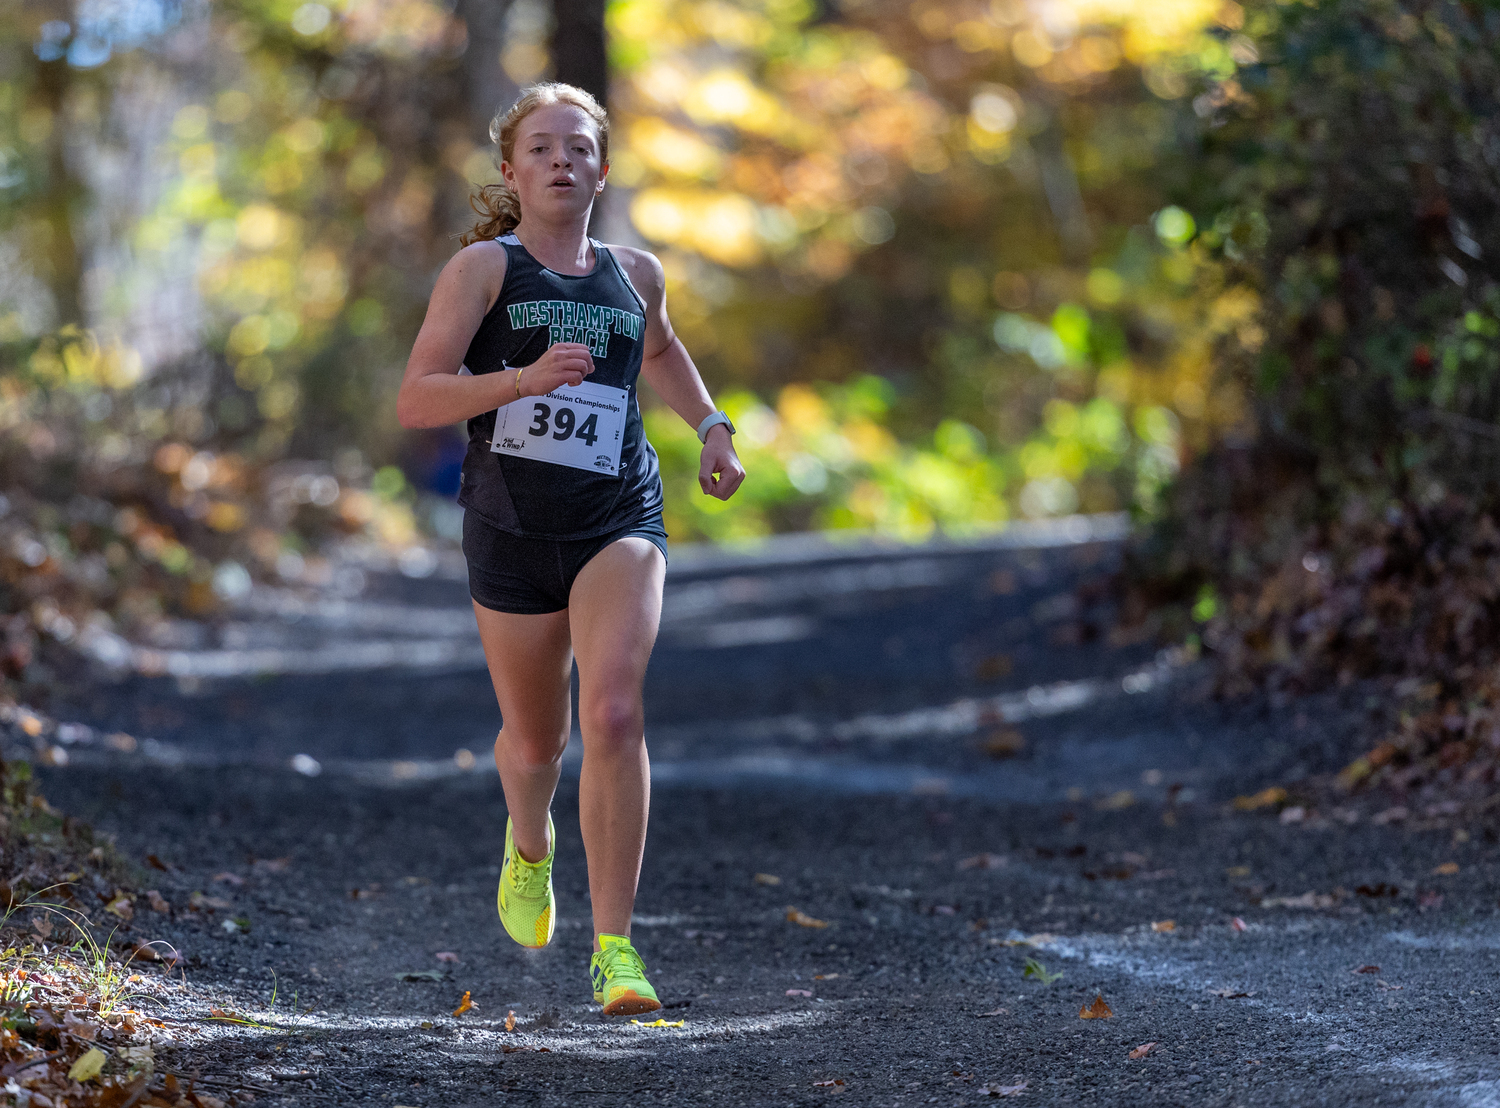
527, 402, 599, 446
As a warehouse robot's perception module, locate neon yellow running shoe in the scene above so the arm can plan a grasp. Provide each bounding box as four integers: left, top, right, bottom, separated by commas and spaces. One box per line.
590, 934, 661, 1016
497, 814, 555, 949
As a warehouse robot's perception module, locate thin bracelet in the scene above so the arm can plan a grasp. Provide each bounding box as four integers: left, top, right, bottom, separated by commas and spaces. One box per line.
514, 365, 524, 399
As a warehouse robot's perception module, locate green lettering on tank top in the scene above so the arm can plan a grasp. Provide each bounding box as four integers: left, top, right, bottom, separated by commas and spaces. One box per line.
507, 303, 526, 329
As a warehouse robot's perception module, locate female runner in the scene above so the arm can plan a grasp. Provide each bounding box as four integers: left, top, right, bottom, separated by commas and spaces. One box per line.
396, 82, 745, 1015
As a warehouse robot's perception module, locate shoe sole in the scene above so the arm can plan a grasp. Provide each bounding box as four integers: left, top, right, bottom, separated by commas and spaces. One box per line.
600, 991, 662, 1017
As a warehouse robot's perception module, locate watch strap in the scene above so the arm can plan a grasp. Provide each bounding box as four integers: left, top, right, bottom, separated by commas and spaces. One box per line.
696, 410, 735, 443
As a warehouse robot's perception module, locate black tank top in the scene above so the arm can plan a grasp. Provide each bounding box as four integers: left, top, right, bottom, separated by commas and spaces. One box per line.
456, 235, 664, 540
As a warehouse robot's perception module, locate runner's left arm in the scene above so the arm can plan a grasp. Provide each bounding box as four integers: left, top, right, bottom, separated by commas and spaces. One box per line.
615, 247, 746, 502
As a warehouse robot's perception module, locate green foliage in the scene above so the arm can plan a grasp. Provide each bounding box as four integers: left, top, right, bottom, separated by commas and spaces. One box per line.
1021, 957, 1062, 984
1183, 0, 1499, 497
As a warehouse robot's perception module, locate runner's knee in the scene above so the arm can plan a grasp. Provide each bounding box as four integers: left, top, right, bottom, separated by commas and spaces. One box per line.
579, 692, 643, 751
497, 727, 567, 770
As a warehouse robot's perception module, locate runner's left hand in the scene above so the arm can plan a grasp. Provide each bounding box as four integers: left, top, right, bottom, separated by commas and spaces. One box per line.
699, 426, 745, 501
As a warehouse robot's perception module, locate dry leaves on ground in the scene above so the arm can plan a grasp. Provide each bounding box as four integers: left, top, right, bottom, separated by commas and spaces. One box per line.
978, 1079, 1028, 1096
452, 991, 472, 1017
786, 988, 814, 997
1151, 920, 1176, 932
1128, 1042, 1159, 1059
1079, 994, 1113, 1019
786, 908, 828, 928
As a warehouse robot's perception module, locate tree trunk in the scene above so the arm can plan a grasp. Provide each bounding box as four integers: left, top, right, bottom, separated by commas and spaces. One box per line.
550, 0, 607, 108
34, 57, 83, 328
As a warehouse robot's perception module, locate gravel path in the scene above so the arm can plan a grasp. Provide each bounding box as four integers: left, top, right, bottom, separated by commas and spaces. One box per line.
23, 523, 1500, 1106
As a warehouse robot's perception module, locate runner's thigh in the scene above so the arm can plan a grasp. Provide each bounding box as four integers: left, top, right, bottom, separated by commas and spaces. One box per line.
472, 603, 574, 740
568, 538, 666, 693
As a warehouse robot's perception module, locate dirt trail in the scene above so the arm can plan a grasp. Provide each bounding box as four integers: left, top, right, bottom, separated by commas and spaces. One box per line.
21, 524, 1500, 1105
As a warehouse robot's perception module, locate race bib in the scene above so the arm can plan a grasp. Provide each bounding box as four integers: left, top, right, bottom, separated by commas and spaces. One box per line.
491, 379, 629, 476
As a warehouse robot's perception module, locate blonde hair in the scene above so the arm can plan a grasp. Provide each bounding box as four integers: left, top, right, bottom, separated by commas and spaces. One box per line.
460, 83, 610, 247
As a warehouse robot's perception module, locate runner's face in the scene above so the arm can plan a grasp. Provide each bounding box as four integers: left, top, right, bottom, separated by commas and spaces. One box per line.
503, 104, 607, 224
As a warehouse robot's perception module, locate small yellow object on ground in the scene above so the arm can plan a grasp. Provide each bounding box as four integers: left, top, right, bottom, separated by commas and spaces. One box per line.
68, 1047, 107, 1082
630, 1018, 685, 1028
452, 990, 472, 1017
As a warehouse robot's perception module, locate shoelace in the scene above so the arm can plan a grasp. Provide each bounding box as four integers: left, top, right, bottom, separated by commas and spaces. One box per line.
600, 944, 648, 979
509, 851, 550, 898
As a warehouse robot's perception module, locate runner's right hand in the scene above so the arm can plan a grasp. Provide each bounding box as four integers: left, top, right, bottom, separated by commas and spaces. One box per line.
520, 343, 595, 396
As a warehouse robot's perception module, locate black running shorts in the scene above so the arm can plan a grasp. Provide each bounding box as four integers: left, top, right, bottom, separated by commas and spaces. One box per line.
462, 510, 668, 615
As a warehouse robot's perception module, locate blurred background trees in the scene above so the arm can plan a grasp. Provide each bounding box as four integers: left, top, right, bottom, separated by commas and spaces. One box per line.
4, 0, 1499, 780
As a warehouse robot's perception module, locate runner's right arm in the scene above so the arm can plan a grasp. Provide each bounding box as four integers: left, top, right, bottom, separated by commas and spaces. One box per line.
397, 242, 595, 429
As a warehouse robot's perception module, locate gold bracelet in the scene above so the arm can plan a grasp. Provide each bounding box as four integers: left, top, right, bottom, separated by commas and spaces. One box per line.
514, 365, 524, 399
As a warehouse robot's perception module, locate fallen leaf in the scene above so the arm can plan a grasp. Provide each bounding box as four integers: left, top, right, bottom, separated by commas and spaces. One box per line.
1233, 787, 1288, 811
1079, 994, 1113, 1019
787, 908, 829, 928
1355, 965, 1381, 974
130, 942, 161, 962
104, 894, 134, 920
975, 1007, 1010, 1017
1128, 1042, 1159, 1059
786, 988, 814, 997
146, 890, 170, 913
208, 1007, 241, 1020
1151, 920, 1176, 932
754, 873, 782, 886
504, 1009, 516, 1032
959, 853, 1008, 870
1209, 988, 1255, 999
983, 730, 1026, 759
212, 872, 245, 886
1432, 862, 1460, 875
812, 1079, 846, 1087
978, 1079, 1028, 1096
1377, 979, 1403, 991
189, 891, 232, 911
813, 973, 839, 980
64, 1012, 101, 1040
434, 951, 459, 963
1231, 917, 1247, 932
30, 915, 52, 939
68, 1047, 107, 1083
350, 886, 379, 899
452, 991, 472, 1017
630, 1018, 685, 1027
396, 970, 445, 982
